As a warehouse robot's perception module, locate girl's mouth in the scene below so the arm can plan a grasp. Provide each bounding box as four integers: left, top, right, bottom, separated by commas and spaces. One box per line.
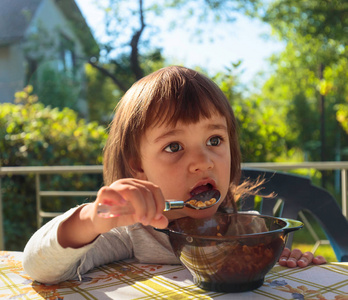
190, 183, 214, 197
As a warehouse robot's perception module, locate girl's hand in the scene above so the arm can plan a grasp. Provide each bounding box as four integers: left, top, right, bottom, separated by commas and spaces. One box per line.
90, 178, 169, 234
278, 248, 327, 268
58, 179, 168, 249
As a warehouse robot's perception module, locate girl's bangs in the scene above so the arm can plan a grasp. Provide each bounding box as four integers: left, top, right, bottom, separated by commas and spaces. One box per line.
144, 72, 229, 129
147, 95, 216, 129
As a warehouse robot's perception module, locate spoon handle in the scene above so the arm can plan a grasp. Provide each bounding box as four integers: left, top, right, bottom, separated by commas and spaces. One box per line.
97, 200, 185, 218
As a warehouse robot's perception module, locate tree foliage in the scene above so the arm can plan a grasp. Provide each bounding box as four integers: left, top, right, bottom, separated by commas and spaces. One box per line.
1, 87, 107, 166
260, 0, 348, 43
87, 0, 261, 93
34, 67, 80, 112
212, 67, 294, 162
0, 86, 107, 250
336, 104, 348, 134
258, 0, 348, 162
85, 64, 119, 124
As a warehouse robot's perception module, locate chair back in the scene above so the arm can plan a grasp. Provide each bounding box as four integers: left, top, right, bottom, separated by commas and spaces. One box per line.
240, 168, 348, 262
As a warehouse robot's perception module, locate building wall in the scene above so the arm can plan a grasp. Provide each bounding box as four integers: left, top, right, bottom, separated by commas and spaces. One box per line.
0, 0, 89, 115
27, 0, 85, 67
0, 44, 26, 103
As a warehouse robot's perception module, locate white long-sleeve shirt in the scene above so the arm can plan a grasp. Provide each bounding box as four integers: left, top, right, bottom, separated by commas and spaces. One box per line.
23, 206, 179, 284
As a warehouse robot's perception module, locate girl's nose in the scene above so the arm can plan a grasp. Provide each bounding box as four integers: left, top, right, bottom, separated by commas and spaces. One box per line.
188, 149, 214, 173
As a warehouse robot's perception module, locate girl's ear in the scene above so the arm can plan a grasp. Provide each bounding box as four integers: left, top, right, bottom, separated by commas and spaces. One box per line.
129, 158, 147, 180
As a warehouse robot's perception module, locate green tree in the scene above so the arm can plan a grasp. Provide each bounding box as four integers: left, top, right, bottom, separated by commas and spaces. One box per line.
260, 0, 348, 44
0, 86, 107, 250
87, 0, 261, 93
212, 66, 293, 162
336, 103, 348, 134
260, 35, 347, 161
85, 50, 167, 123
84, 0, 264, 123
34, 66, 80, 111
255, 0, 348, 163
85, 63, 119, 123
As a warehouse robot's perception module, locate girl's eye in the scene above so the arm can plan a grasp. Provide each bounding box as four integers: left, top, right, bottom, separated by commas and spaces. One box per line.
207, 136, 221, 146
164, 143, 182, 153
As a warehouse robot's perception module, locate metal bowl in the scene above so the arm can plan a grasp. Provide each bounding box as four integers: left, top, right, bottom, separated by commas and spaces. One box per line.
157, 212, 303, 292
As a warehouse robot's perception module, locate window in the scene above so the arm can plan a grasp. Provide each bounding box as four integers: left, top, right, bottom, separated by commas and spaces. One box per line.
59, 34, 75, 76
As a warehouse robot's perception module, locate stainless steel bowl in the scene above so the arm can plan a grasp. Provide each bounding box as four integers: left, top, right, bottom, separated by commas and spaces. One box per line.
156, 212, 303, 292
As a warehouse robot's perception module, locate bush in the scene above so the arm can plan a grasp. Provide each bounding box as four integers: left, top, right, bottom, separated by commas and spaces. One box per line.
0, 86, 108, 250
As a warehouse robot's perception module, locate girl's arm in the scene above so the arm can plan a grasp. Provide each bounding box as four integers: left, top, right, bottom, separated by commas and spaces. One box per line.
23, 205, 133, 284
23, 178, 168, 283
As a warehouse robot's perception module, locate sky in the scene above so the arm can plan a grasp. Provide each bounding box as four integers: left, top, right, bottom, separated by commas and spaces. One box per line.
75, 0, 285, 87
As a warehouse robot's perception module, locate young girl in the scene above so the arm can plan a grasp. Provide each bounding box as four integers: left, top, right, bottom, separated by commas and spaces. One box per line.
23, 66, 326, 284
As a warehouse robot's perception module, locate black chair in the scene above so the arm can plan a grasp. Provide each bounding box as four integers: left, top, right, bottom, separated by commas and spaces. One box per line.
240, 168, 348, 262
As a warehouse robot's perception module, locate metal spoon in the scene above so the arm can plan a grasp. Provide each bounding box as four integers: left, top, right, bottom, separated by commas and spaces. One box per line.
97, 189, 221, 218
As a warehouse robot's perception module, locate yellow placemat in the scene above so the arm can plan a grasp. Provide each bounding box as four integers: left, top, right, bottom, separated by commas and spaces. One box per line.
0, 251, 347, 300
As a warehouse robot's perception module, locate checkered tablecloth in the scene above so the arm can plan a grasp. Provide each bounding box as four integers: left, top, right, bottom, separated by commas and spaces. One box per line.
0, 251, 347, 299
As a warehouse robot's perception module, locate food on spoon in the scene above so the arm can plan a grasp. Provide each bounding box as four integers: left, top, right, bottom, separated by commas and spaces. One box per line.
186, 197, 217, 209
205, 198, 217, 206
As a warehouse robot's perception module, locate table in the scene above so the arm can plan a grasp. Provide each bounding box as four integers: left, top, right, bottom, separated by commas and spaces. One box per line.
0, 251, 347, 299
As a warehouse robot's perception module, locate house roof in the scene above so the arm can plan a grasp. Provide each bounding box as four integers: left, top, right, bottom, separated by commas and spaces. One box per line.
0, 0, 99, 57
0, 0, 41, 45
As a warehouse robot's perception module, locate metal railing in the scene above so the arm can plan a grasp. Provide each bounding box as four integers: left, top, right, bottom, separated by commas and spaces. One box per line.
0, 162, 347, 251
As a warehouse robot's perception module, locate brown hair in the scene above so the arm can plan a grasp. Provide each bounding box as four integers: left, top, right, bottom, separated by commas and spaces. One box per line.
103, 66, 241, 211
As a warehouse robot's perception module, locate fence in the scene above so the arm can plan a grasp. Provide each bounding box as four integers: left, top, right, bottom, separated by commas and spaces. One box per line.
0, 161, 347, 250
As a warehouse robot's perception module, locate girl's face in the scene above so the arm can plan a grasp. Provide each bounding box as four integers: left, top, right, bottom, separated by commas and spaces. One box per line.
134, 112, 231, 220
